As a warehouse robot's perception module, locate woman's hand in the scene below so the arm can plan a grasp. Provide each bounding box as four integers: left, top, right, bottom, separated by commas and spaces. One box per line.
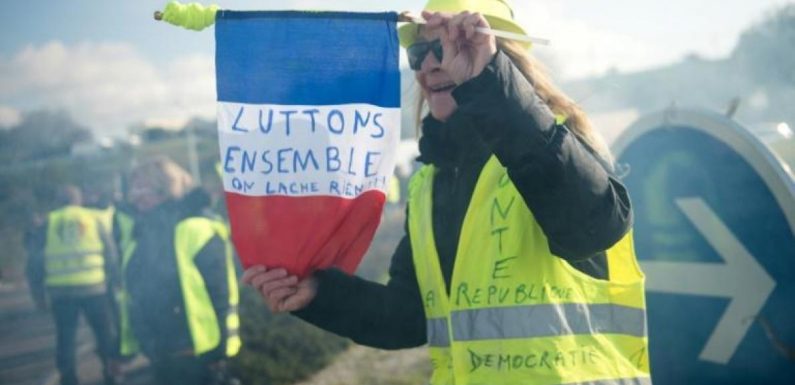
241, 266, 318, 313
422, 10, 497, 85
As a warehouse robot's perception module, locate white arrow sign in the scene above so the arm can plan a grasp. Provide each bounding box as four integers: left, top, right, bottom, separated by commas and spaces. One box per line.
640, 197, 777, 364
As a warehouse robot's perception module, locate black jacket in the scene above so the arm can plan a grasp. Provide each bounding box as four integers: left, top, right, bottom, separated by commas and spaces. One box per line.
293, 51, 633, 349
124, 189, 230, 360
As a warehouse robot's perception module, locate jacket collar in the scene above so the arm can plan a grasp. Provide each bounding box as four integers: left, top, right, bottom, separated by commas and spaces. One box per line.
135, 188, 213, 223
416, 113, 491, 169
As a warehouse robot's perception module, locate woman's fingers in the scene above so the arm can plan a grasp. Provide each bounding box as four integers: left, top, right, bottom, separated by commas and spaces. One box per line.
248, 268, 288, 290
422, 11, 469, 42
281, 292, 308, 312
419, 10, 491, 45
471, 13, 492, 44
267, 286, 297, 302
472, 12, 489, 29
241, 265, 267, 285
421, 10, 446, 28
242, 265, 315, 313
447, 11, 470, 42
439, 27, 457, 67
464, 20, 475, 40
266, 287, 297, 309
242, 266, 296, 296
462, 12, 483, 41
281, 277, 318, 312
422, 11, 451, 51
259, 275, 298, 296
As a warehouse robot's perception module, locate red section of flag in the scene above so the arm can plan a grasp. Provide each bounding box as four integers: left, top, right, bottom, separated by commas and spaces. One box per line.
225, 191, 385, 278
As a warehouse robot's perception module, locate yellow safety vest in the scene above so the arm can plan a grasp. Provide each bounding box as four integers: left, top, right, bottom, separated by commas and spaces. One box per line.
44, 206, 106, 287
115, 211, 140, 356
119, 216, 241, 357
388, 175, 402, 203
87, 206, 115, 237
408, 156, 651, 385
115, 211, 136, 268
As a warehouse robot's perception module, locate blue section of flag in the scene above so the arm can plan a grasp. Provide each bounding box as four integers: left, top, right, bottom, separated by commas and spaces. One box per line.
216, 11, 400, 107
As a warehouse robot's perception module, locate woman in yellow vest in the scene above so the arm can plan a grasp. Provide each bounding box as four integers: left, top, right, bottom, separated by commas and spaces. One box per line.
122, 157, 240, 385
244, 1, 650, 384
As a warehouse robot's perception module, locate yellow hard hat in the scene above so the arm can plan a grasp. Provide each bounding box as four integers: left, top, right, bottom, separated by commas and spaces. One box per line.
398, 0, 529, 49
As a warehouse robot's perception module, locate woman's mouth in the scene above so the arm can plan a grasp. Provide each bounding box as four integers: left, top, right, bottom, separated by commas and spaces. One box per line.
428, 82, 456, 94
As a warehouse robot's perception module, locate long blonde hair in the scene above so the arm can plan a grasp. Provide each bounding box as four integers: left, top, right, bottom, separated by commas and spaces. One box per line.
130, 156, 194, 201
416, 39, 613, 165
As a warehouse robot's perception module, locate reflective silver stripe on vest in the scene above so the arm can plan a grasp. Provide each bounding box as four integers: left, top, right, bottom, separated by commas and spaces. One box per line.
46, 264, 104, 277
560, 377, 652, 385
451, 303, 647, 341
427, 317, 450, 347
47, 258, 104, 271
46, 249, 104, 260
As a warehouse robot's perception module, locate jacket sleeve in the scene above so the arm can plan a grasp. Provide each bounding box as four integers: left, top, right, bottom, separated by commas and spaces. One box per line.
25, 222, 47, 306
450, 50, 632, 261
194, 234, 230, 358
293, 221, 427, 350
111, 213, 124, 258
98, 220, 120, 291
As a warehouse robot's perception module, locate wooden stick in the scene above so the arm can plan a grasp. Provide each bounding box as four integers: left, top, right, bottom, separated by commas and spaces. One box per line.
151, 9, 549, 46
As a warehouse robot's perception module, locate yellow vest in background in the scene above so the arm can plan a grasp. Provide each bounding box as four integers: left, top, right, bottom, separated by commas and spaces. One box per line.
387, 175, 401, 203
87, 205, 115, 236
118, 216, 241, 357
115, 211, 139, 356
174, 217, 241, 357
44, 206, 106, 287
408, 156, 651, 385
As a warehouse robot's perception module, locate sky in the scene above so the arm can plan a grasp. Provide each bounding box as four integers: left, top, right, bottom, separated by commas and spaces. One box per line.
0, 0, 791, 137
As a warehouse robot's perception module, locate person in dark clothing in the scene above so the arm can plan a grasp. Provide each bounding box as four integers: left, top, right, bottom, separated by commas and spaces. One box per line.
243, 2, 649, 384
122, 157, 240, 385
26, 185, 120, 385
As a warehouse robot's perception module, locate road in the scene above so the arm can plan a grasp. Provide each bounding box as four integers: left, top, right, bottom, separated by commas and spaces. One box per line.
0, 281, 150, 385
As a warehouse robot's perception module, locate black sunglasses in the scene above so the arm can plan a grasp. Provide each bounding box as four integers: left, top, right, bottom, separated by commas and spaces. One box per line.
407, 39, 443, 70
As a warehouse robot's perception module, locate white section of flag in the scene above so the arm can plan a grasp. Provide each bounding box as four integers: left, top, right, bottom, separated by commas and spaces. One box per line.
217, 102, 401, 198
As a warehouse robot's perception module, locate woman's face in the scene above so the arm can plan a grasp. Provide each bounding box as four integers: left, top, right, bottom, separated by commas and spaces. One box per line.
413, 27, 458, 122
128, 174, 166, 212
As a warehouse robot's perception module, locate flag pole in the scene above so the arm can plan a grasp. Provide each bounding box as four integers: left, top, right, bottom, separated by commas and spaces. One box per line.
151, 7, 548, 45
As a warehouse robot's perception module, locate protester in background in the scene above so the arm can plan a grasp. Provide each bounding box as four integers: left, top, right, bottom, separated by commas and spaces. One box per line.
109, 180, 139, 366
83, 186, 123, 361
243, 1, 650, 384
25, 185, 120, 385
22, 211, 47, 290
122, 156, 240, 385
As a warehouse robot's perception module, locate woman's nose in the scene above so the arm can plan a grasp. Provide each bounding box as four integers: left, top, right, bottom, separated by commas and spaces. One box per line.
419, 50, 442, 72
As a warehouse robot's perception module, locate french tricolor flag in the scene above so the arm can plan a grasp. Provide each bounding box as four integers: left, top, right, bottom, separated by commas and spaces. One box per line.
215, 11, 400, 278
